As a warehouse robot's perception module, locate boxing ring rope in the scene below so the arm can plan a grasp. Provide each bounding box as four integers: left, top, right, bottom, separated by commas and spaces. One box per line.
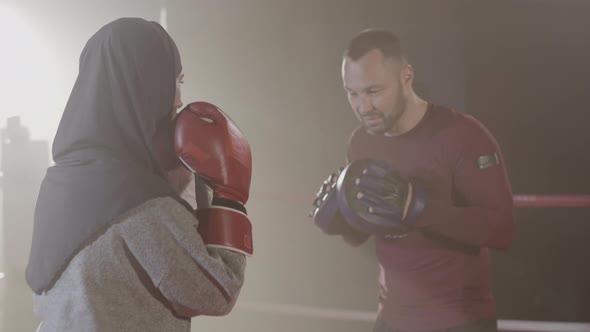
512, 195, 590, 207
257, 192, 590, 208
235, 301, 590, 332
241, 193, 590, 331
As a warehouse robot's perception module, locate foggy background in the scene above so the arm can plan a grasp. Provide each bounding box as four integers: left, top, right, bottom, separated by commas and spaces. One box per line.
1, 0, 589, 331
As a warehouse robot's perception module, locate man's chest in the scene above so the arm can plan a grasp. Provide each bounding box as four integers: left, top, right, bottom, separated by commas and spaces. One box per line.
349, 138, 455, 202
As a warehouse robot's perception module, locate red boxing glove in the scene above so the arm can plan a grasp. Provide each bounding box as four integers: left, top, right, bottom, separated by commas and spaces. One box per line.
175, 101, 253, 256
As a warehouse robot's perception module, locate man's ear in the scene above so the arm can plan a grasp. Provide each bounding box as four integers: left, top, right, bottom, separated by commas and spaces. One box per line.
403, 64, 413, 83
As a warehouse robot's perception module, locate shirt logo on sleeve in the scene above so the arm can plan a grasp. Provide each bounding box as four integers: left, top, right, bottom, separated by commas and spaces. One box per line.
477, 152, 499, 169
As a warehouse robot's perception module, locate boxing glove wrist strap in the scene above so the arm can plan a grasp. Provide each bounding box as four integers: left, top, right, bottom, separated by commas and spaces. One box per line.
212, 197, 247, 214
195, 207, 253, 256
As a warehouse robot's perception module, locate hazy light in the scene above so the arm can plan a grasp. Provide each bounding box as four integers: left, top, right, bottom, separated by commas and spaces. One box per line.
159, 7, 167, 30
0, 5, 65, 142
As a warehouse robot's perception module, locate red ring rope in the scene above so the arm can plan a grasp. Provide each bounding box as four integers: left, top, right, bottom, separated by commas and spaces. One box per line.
253, 193, 590, 208
513, 195, 590, 207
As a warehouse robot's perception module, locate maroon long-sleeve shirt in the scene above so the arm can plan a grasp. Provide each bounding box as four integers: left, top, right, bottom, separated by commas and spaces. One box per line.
347, 103, 515, 332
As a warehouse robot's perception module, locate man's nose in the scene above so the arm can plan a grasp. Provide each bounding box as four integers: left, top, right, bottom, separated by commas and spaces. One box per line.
357, 95, 372, 115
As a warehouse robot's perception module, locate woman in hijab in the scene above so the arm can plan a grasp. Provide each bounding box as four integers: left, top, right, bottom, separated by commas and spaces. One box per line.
26, 17, 245, 332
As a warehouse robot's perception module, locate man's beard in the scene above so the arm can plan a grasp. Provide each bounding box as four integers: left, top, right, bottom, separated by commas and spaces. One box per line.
363, 90, 407, 135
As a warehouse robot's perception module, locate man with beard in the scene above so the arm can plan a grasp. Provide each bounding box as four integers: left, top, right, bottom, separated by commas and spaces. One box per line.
311, 29, 515, 332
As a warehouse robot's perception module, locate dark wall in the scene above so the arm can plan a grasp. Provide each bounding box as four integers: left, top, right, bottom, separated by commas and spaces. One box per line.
460, 1, 590, 321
